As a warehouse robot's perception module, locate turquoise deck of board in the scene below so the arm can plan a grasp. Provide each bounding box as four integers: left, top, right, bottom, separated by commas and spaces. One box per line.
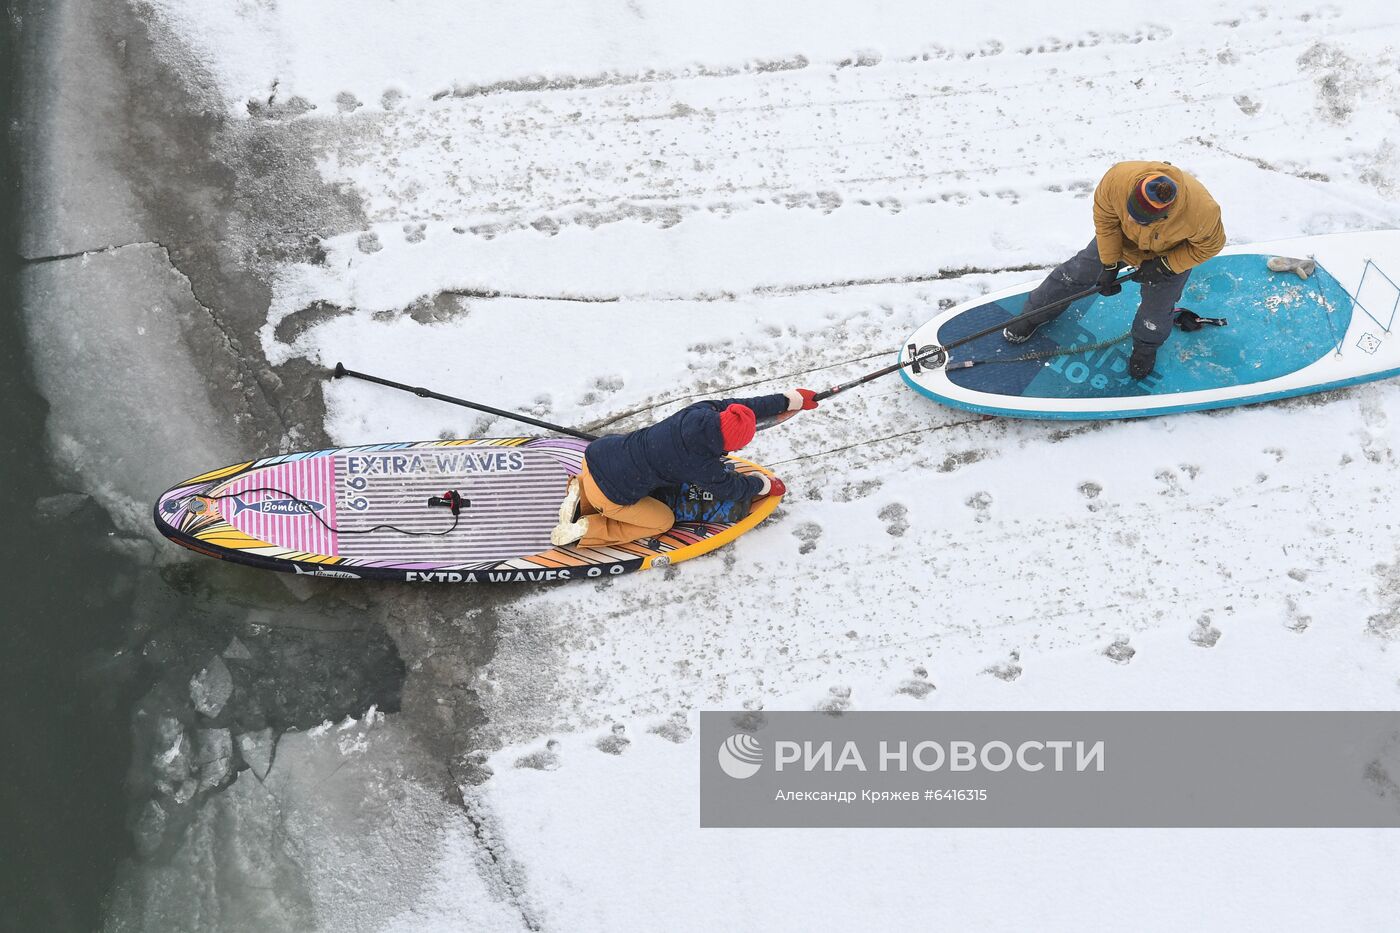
901, 251, 1370, 419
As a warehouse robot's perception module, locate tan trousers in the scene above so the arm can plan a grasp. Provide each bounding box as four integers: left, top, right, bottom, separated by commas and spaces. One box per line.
577, 461, 675, 547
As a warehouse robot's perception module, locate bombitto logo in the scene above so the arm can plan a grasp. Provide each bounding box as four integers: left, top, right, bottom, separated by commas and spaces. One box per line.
718, 733, 763, 779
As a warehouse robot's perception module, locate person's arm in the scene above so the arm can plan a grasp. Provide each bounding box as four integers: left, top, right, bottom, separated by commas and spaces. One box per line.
690, 456, 766, 500
1164, 216, 1226, 273
711, 392, 790, 420
1092, 171, 1126, 267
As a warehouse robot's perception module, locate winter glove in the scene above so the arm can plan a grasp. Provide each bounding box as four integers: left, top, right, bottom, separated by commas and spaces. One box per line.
1096, 262, 1125, 297
783, 388, 819, 411
1132, 256, 1174, 285
755, 475, 787, 498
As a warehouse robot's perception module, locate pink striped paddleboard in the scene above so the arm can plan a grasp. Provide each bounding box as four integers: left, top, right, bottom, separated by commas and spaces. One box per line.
153, 437, 780, 583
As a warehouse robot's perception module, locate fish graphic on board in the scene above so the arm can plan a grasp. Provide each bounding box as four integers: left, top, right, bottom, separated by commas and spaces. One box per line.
226, 495, 327, 518
292, 564, 361, 579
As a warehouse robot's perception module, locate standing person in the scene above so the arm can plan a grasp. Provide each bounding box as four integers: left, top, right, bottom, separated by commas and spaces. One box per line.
550, 389, 817, 548
1003, 161, 1225, 379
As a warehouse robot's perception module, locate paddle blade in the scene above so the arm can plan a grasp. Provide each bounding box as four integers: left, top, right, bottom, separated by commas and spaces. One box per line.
754, 409, 800, 433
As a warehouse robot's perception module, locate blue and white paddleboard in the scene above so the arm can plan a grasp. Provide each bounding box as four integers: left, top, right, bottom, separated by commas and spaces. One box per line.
901, 230, 1400, 419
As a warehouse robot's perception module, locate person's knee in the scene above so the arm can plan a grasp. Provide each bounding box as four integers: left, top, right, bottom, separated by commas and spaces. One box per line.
1056, 256, 1099, 287
1134, 293, 1180, 341
1132, 316, 1170, 347
629, 496, 674, 535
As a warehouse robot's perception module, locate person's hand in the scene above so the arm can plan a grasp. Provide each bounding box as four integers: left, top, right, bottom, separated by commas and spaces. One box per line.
784, 389, 819, 411
756, 475, 787, 497
1096, 262, 1125, 296
1132, 256, 1174, 285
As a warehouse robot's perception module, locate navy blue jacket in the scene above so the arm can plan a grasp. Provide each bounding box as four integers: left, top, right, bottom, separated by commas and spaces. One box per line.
584, 394, 789, 505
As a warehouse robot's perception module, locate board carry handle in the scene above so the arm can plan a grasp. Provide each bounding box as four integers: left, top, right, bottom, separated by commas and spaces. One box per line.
428, 489, 468, 515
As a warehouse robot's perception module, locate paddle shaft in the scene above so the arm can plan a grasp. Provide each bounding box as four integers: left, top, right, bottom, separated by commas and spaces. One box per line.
333, 363, 600, 441
338, 267, 1134, 438
811, 267, 1137, 402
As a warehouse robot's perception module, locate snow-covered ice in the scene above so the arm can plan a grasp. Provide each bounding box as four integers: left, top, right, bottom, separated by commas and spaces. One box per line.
20, 0, 1400, 929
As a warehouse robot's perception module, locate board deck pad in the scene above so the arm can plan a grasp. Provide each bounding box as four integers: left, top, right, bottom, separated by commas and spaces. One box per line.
155, 438, 778, 582
901, 232, 1400, 419
940, 255, 1351, 398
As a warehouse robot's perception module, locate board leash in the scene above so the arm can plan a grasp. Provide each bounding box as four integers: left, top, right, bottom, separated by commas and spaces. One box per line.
201, 485, 467, 537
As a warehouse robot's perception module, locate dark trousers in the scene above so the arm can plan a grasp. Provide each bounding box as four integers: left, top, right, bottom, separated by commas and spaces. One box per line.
1021, 238, 1191, 347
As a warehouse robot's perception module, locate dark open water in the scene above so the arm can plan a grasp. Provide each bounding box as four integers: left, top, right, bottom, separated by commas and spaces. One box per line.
1, 3, 415, 927
2, 4, 142, 929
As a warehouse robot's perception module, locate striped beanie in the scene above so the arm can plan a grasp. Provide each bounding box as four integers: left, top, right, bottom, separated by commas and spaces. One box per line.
1126, 174, 1178, 224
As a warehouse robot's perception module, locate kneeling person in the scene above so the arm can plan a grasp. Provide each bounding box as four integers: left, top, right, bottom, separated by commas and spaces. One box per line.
551, 389, 815, 548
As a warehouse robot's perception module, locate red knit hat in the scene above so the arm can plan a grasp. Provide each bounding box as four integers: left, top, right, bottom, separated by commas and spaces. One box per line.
718, 404, 756, 451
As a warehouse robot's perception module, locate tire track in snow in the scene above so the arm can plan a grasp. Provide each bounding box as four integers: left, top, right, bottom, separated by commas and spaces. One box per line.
312, 18, 1389, 244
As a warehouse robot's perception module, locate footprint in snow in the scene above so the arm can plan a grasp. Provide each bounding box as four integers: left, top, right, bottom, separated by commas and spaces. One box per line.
403, 222, 427, 243
1078, 481, 1103, 512
1103, 637, 1136, 664
1234, 94, 1263, 115
793, 522, 822, 554
834, 479, 883, 502
816, 686, 852, 715
983, 650, 1022, 682
896, 666, 935, 699
530, 215, 561, 236
730, 707, 766, 733
577, 375, 626, 406
596, 724, 631, 755
878, 502, 909, 537
1191, 615, 1223, 646
648, 714, 692, 744
355, 231, 382, 255
1155, 469, 1185, 496
938, 449, 988, 474
1284, 598, 1311, 634
515, 739, 561, 771
965, 491, 993, 522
